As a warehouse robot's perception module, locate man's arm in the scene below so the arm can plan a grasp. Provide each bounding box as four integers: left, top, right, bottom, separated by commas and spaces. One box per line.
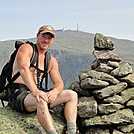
47, 56, 64, 103
16, 44, 48, 102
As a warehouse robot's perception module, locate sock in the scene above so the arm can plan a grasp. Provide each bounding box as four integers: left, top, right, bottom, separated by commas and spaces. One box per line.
67, 122, 76, 134
47, 129, 57, 134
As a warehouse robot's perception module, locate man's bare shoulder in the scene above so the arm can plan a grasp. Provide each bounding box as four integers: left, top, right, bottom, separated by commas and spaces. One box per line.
49, 55, 59, 71
18, 43, 33, 52
50, 55, 58, 64
17, 43, 34, 56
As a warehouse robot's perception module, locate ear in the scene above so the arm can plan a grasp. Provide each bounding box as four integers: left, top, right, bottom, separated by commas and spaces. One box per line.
51, 38, 55, 43
36, 33, 39, 38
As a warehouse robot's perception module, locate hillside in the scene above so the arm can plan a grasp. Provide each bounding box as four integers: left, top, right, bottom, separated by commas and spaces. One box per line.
0, 30, 134, 88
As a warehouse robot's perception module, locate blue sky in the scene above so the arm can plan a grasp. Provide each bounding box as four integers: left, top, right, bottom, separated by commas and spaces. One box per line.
0, 0, 134, 41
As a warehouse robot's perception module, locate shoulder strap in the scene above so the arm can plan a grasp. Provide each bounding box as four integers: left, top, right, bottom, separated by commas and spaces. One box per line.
39, 51, 50, 90
44, 51, 50, 90
4, 72, 20, 90
26, 41, 38, 66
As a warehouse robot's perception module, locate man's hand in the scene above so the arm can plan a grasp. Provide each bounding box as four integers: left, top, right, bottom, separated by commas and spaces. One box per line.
33, 90, 48, 103
47, 90, 58, 103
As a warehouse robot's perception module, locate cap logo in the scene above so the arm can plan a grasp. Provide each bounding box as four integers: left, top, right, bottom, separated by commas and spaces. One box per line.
47, 26, 53, 31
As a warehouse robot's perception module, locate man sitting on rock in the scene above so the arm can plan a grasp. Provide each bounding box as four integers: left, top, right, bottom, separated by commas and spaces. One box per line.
7, 25, 78, 134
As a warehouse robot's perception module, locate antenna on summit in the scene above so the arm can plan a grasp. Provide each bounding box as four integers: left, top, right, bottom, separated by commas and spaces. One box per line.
77, 22, 79, 31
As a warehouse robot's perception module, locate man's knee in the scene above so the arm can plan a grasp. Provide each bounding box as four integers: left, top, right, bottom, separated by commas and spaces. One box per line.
37, 98, 49, 110
67, 90, 78, 102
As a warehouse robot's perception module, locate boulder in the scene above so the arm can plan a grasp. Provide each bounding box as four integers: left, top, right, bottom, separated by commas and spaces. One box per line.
87, 70, 119, 84
78, 97, 97, 118
80, 78, 109, 89
93, 82, 128, 99
93, 50, 122, 61
69, 81, 93, 97
120, 74, 134, 86
110, 61, 133, 77
117, 124, 134, 133
112, 130, 123, 134
84, 127, 110, 134
98, 103, 124, 114
81, 109, 134, 126
126, 100, 134, 110
103, 95, 124, 104
120, 87, 134, 103
78, 71, 89, 81
95, 63, 113, 73
107, 61, 119, 68
94, 33, 114, 50
91, 59, 101, 70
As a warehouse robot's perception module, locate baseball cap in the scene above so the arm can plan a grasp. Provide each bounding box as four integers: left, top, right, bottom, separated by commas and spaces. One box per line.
37, 25, 55, 37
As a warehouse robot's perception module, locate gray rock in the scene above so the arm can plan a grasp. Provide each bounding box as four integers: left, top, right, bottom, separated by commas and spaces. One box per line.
120, 74, 134, 86
111, 61, 133, 77
80, 78, 109, 89
113, 130, 123, 134
117, 124, 134, 133
98, 103, 124, 114
78, 71, 88, 81
87, 70, 119, 84
107, 61, 119, 68
93, 50, 122, 61
78, 97, 97, 118
93, 82, 128, 99
121, 87, 134, 103
95, 63, 113, 73
82, 109, 134, 126
126, 100, 134, 110
84, 127, 110, 134
103, 95, 124, 104
91, 59, 101, 70
94, 33, 114, 50
69, 81, 93, 97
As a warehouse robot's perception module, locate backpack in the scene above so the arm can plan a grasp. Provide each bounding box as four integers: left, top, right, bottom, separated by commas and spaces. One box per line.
0, 41, 50, 106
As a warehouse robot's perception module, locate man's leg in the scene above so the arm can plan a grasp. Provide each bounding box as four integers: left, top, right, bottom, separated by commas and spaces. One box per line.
51, 90, 78, 134
24, 93, 56, 133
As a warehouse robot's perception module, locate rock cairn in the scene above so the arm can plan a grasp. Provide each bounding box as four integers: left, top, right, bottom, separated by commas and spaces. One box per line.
70, 33, 134, 134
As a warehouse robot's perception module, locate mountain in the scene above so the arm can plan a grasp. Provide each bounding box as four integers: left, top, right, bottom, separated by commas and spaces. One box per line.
0, 30, 134, 88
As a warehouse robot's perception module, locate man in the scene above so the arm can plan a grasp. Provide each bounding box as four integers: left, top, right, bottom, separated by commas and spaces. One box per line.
8, 25, 78, 134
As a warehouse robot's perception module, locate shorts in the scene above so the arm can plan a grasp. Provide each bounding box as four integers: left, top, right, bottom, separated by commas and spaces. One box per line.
8, 83, 31, 112
8, 83, 51, 112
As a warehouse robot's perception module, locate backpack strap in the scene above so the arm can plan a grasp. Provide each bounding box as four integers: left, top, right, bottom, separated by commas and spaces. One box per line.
44, 51, 51, 90
39, 51, 50, 90
26, 41, 38, 66
4, 72, 21, 90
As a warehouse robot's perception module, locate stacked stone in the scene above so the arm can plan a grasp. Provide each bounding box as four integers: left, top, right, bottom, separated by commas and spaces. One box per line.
70, 33, 134, 134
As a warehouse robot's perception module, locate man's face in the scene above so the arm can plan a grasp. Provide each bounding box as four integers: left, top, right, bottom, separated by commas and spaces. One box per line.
37, 33, 54, 50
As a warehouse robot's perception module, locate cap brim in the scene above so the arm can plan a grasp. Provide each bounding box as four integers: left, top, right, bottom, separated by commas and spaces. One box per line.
40, 31, 55, 37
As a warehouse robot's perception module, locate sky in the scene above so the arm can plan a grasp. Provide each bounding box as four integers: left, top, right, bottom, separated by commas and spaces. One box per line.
0, 0, 134, 41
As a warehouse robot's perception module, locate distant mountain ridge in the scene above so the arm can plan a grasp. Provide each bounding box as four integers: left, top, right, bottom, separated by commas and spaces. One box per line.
0, 30, 134, 88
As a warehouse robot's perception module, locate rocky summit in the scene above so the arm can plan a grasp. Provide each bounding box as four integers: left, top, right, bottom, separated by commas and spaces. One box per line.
0, 105, 66, 134
0, 33, 134, 134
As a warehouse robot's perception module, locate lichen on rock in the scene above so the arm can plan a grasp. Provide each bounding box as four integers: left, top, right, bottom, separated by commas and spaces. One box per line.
0, 106, 65, 134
